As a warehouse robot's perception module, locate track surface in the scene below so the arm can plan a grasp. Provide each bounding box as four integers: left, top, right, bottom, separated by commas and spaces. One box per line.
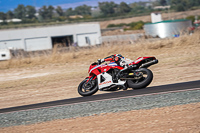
0, 80, 200, 114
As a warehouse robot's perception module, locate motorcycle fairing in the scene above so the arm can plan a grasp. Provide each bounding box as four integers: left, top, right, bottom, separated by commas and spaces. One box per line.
89, 63, 123, 75
130, 57, 156, 65
97, 72, 126, 90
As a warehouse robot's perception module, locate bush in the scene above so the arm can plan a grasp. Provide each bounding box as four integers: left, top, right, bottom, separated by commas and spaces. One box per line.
107, 21, 145, 29
132, 22, 144, 30
107, 23, 127, 28
186, 16, 195, 22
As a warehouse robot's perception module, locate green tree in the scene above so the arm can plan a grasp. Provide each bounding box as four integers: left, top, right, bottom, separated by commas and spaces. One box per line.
159, 0, 167, 6
118, 2, 131, 14
39, 5, 54, 20
39, 6, 48, 20
170, 0, 200, 11
176, 3, 185, 11
98, 1, 117, 16
6, 10, 14, 19
74, 5, 91, 15
54, 6, 66, 21
65, 8, 75, 16
130, 3, 145, 14
56, 6, 64, 16
0, 12, 6, 22
26, 5, 36, 19
14, 4, 26, 19
171, 0, 185, 11
47, 5, 54, 19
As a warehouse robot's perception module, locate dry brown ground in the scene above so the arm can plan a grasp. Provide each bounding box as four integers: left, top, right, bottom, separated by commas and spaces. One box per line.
0, 32, 199, 109
0, 31, 200, 132
100, 9, 200, 29
1, 102, 200, 133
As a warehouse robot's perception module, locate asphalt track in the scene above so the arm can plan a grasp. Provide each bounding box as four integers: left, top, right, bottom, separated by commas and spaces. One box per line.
0, 80, 200, 114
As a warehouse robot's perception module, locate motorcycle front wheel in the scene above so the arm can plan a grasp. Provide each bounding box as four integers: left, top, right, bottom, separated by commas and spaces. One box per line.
127, 68, 153, 89
78, 78, 98, 96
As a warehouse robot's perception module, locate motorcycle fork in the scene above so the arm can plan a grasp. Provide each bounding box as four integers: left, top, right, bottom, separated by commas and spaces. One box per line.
86, 74, 97, 85
84, 75, 96, 90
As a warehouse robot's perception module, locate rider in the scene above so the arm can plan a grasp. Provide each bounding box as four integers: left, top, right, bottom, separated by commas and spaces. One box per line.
98, 54, 133, 89
98, 54, 133, 68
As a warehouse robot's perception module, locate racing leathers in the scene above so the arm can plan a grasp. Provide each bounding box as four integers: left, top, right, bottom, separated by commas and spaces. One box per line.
98, 54, 133, 89
98, 54, 133, 68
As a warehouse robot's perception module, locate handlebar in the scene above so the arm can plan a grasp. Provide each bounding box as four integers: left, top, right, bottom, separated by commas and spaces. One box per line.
91, 62, 99, 66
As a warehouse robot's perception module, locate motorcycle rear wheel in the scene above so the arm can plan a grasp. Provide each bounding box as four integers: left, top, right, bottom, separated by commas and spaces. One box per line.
78, 78, 98, 96
127, 68, 153, 89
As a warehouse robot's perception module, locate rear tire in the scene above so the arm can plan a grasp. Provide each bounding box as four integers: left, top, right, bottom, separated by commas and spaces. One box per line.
127, 68, 153, 89
78, 78, 98, 96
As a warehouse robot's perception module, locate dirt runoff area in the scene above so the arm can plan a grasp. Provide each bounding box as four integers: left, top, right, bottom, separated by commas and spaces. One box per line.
1, 102, 200, 133
0, 31, 200, 132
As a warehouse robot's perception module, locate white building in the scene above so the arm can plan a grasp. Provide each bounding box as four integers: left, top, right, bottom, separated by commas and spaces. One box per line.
7, 18, 22, 23
0, 23, 101, 51
151, 12, 162, 23
0, 18, 22, 23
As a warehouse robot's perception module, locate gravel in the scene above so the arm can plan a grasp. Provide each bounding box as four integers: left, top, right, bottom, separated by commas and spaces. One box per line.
0, 89, 200, 127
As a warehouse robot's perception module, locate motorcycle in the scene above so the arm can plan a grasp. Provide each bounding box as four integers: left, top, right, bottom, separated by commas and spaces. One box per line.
78, 56, 158, 96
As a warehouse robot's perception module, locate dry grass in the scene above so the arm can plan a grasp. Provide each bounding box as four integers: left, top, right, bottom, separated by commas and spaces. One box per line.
0, 31, 200, 108
100, 9, 200, 29
0, 31, 199, 70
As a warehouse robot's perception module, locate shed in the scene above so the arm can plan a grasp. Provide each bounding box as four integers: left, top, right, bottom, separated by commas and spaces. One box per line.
0, 23, 101, 51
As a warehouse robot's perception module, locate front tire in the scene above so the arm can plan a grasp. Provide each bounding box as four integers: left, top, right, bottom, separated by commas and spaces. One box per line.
127, 68, 153, 89
78, 78, 98, 96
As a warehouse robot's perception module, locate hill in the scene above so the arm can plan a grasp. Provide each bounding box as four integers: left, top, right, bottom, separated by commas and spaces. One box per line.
100, 9, 200, 29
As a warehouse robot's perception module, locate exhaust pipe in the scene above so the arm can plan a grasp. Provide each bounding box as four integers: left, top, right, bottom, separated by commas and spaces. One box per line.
140, 59, 158, 68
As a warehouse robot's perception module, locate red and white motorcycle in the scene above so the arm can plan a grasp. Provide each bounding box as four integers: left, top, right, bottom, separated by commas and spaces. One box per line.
78, 57, 158, 96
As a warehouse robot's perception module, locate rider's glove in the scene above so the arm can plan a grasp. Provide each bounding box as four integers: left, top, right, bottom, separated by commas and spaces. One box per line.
98, 59, 104, 65
98, 59, 102, 65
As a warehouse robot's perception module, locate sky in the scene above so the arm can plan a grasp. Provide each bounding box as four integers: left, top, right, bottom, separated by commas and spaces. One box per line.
0, 0, 148, 12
